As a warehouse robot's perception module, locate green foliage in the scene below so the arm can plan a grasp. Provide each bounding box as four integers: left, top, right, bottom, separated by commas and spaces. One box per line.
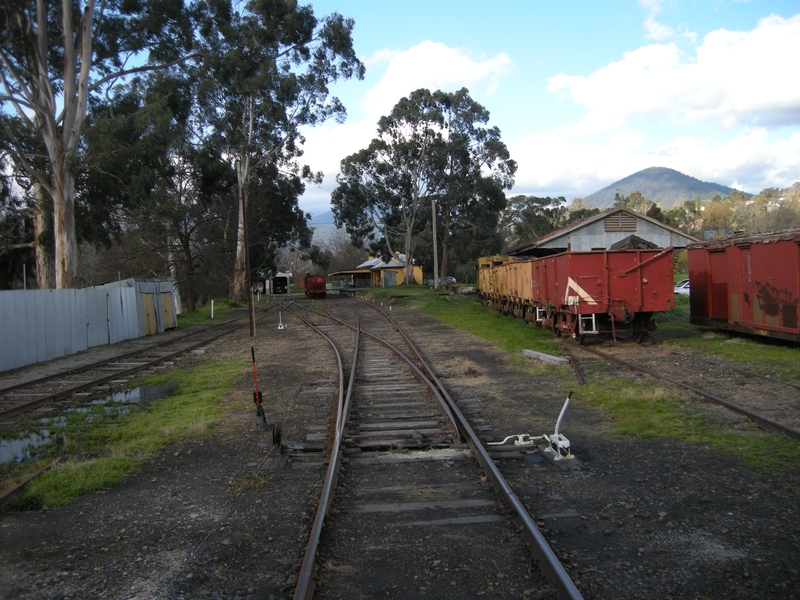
499, 195, 567, 248
380, 290, 562, 355
2, 360, 243, 509
332, 88, 515, 283
578, 379, 800, 469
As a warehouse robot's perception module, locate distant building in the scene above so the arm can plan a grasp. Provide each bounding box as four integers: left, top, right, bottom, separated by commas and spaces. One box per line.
329, 253, 423, 288
508, 207, 699, 257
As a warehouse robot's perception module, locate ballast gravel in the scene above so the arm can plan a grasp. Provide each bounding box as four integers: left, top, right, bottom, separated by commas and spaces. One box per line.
0, 300, 798, 600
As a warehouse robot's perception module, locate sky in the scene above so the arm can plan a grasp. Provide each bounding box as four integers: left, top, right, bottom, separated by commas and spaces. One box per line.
298, 0, 800, 224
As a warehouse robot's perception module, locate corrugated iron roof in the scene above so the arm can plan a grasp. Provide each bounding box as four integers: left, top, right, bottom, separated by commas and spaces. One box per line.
688, 227, 800, 248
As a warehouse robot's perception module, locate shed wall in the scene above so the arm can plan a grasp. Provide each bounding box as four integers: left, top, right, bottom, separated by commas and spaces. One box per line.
0, 285, 146, 373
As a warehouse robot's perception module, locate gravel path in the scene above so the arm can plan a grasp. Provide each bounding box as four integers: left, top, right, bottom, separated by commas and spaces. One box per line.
1, 301, 799, 599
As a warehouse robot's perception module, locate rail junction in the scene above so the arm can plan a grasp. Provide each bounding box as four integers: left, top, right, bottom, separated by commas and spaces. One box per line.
281, 297, 582, 599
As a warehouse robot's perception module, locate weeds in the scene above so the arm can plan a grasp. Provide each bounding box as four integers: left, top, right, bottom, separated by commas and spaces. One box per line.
577, 379, 800, 469
2, 360, 243, 510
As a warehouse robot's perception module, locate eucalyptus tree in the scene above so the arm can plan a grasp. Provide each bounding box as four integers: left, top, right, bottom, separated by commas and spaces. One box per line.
432, 88, 515, 284
499, 195, 568, 249
194, 0, 364, 300
0, 0, 197, 288
332, 89, 444, 284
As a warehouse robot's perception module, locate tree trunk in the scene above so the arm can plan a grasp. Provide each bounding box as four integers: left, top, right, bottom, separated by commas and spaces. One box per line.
231, 185, 247, 301
404, 222, 414, 285
431, 198, 439, 289
53, 161, 79, 288
33, 182, 54, 289
168, 242, 185, 314
440, 208, 450, 286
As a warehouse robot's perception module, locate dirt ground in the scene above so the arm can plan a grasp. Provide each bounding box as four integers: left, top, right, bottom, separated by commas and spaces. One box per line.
1, 301, 799, 600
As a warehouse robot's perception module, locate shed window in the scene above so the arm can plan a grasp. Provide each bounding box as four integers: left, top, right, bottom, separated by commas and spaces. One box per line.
604, 213, 637, 232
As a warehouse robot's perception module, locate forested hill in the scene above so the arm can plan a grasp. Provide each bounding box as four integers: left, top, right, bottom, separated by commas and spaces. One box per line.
584, 167, 750, 208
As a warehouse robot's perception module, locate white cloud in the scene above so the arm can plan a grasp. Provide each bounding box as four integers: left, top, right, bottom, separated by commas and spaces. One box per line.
363, 48, 400, 69
548, 13, 800, 132
361, 41, 515, 118
510, 126, 800, 199
299, 41, 516, 216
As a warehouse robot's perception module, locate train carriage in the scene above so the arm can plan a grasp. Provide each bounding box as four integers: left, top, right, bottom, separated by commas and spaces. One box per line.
688, 229, 800, 342
305, 275, 327, 299
478, 248, 675, 342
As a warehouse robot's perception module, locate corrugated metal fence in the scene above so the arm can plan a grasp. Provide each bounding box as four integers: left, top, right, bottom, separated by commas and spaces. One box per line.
0, 287, 141, 373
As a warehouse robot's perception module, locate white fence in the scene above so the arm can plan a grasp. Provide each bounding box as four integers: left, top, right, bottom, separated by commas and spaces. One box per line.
0, 287, 141, 373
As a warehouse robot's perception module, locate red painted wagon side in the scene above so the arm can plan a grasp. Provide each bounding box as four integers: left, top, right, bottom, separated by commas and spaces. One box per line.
305, 275, 327, 299
688, 229, 800, 341
534, 248, 674, 341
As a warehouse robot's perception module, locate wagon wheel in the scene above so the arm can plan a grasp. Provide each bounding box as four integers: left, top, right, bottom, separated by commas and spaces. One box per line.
577, 333, 587, 346
633, 332, 645, 344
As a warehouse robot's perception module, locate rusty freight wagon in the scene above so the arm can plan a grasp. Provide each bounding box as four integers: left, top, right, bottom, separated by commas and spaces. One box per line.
304, 275, 327, 299
478, 248, 675, 342
536, 249, 674, 342
688, 229, 800, 342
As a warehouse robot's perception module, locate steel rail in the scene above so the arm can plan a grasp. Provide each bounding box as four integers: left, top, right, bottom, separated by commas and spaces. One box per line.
575, 343, 800, 441
357, 299, 583, 600
283, 302, 359, 600
694, 357, 800, 392
312, 301, 461, 441
0, 311, 253, 396
0, 306, 279, 420
561, 344, 587, 385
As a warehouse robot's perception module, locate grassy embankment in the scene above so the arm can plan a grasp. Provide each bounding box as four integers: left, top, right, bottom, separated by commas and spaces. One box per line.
369, 285, 800, 469
1, 359, 245, 511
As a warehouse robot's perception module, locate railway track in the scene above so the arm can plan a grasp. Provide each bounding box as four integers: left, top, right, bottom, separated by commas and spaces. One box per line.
0, 306, 276, 421
284, 298, 582, 600
567, 341, 800, 440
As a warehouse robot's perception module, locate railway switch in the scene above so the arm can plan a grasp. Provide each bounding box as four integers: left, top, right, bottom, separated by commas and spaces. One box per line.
488, 392, 576, 464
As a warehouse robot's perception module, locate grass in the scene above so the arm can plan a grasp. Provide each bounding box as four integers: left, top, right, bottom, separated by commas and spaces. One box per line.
364, 286, 800, 470
578, 378, 800, 469
2, 359, 244, 510
656, 294, 800, 378
370, 286, 562, 356
177, 300, 240, 326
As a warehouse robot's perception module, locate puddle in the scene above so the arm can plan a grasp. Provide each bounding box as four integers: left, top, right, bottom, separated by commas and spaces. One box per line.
0, 431, 55, 465
1, 384, 179, 465
89, 383, 179, 406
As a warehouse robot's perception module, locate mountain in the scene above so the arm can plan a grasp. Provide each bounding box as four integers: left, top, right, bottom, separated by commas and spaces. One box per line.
583, 167, 751, 208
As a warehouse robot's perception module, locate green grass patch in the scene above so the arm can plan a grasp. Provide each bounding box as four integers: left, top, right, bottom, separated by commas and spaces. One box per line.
654, 295, 800, 378
2, 360, 244, 510
177, 300, 241, 326
382, 289, 561, 355
370, 288, 800, 470
578, 378, 800, 469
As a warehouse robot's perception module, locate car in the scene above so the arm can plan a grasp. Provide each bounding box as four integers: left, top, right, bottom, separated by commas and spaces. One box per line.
674, 279, 690, 295
446, 276, 456, 284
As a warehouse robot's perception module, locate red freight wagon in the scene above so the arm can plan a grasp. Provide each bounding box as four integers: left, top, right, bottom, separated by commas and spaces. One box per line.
688, 229, 800, 342
535, 249, 674, 342
305, 275, 327, 299
478, 248, 674, 342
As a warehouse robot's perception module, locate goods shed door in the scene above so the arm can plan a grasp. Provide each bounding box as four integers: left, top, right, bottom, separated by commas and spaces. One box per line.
709, 251, 729, 321
141, 293, 158, 335
161, 292, 176, 329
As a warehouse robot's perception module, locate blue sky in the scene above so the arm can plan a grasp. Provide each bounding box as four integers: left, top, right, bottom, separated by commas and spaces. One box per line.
299, 0, 800, 222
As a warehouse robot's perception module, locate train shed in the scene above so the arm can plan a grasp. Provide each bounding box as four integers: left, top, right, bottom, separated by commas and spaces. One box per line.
509, 207, 699, 257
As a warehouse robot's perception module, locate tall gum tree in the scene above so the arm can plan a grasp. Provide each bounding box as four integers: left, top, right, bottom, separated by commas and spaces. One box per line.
194, 0, 364, 301
432, 88, 515, 284
332, 89, 444, 284
0, 0, 196, 288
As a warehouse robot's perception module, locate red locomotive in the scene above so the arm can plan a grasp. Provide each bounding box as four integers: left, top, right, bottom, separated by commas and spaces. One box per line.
688, 229, 800, 342
304, 275, 327, 299
477, 248, 675, 342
